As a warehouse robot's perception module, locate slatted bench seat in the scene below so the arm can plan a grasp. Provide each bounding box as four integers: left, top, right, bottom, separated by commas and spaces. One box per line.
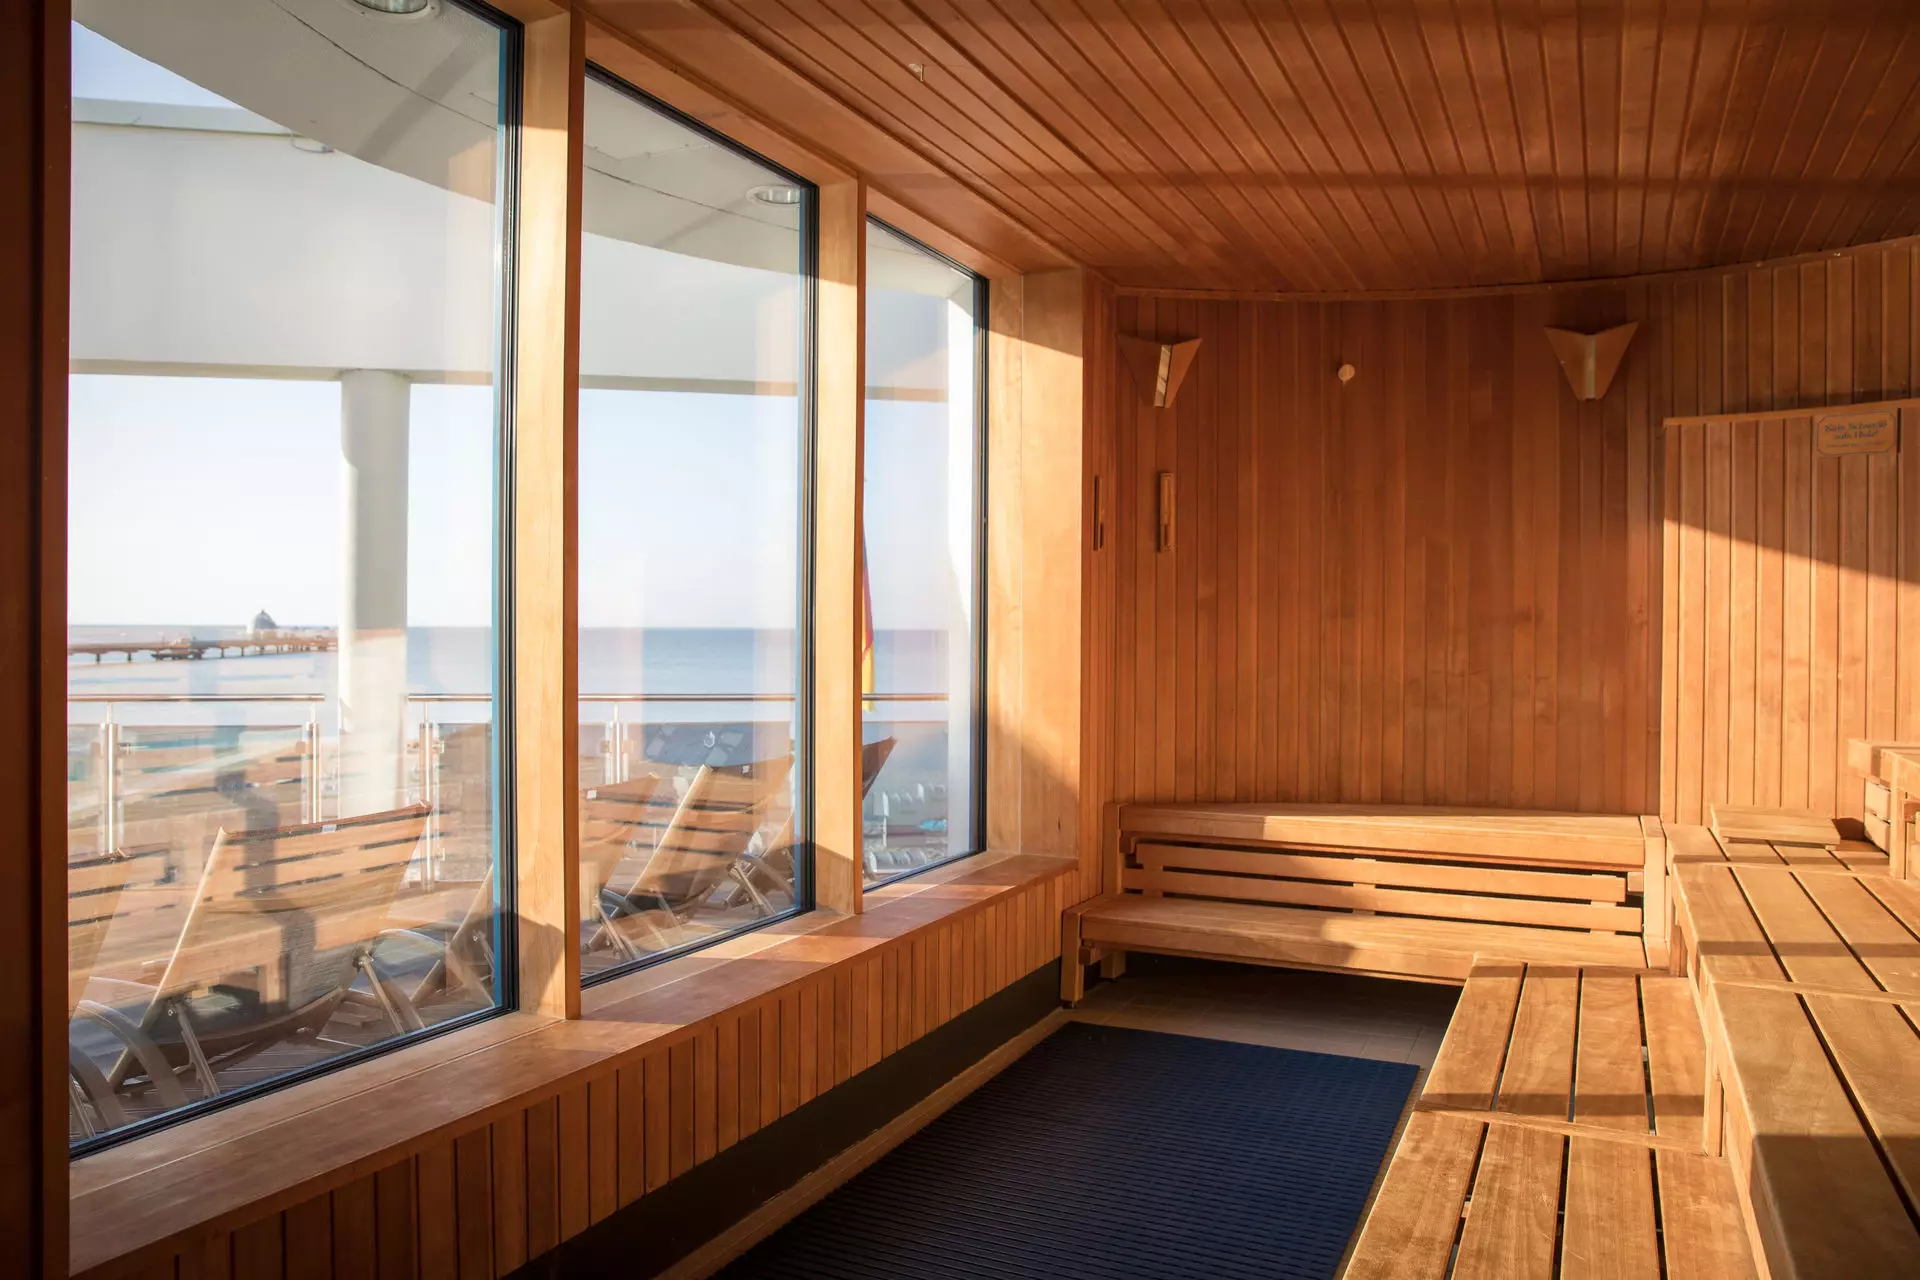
1674, 818, 1890, 877
1062, 804, 1666, 1001
1670, 839, 1920, 1276
1347, 962, 1756, 1279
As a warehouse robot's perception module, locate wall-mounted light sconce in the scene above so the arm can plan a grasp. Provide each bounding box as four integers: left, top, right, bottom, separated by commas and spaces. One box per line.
1120, 335, 1201, 408
1545, 322, 1638, 400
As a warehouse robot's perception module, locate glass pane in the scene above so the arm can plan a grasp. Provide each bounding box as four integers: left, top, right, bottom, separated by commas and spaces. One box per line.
576, 72, 810, 979
66, 4, 512, 1148
862, 222, 984, 886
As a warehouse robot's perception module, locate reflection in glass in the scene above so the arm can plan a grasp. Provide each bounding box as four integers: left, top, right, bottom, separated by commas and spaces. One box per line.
861, 221, 985, 885
65, 3, 512, 1147
575, 72, 811, 979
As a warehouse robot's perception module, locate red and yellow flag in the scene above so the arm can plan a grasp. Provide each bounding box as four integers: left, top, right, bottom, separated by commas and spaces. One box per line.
859, 534, 876, 713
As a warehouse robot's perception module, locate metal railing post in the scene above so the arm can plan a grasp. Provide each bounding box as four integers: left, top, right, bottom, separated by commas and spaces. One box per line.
98, 711, 119, 857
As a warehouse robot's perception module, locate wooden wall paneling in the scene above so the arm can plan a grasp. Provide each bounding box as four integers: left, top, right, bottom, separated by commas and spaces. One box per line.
1080, 274, 1117, 904
489, 1113, 528, 1274
812, 177, 866, 915
1102, 246, 1920, 823
0, 0, 68, 1272
1657, 257, 1920, 823
515, 5, 587, 1018
1905, 404, 1920, 741
985, 274, 1025, 855
1017, 269, 1090, 870
525, 1095, 560, 1256
415, 1142, 457, 1280
86, 863, 1073, 1280
284, 1195, 331, 1280
329, 1174, 377, 1280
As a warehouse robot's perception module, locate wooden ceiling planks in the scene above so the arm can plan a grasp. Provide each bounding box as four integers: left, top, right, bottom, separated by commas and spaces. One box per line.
595, 0, 1920, 292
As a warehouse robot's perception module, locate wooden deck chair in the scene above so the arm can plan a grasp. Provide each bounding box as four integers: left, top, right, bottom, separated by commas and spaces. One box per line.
598, 758, 791, 959
383, 866, 500, 1009
67, 856, 132, 1137
579, 773, 675, 955
77, 804, 429, 1108
734, 738, 895, 901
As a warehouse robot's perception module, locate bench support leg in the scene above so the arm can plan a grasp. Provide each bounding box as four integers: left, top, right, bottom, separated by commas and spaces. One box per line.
1099, 949, 1126, 982
1061, 908, 1087, 1005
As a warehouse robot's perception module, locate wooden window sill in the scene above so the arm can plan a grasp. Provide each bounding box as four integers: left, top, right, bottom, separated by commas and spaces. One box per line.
69, 850, 1074, 1278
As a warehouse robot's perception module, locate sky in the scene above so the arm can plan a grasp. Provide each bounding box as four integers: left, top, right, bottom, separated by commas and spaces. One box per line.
70, 376, 968, 631
67, 23, 977, 635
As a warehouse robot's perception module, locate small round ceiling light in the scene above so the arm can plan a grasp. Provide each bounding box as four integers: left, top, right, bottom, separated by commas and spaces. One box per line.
352, 0, 433, 14
749, 183, 804, 207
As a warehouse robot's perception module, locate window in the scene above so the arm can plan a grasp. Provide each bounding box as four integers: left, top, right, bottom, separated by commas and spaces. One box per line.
575, 71, 812, 979
861, 221, 986, 886
65, 2, 516, 1149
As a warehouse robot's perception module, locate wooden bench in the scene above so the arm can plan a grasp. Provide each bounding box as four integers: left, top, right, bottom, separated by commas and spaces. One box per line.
1669, 831, 1920, 1276
1680, 812, 1890, 877
1848, 738, 1920, 857
1347, 962, 1755, 1279
1062, 804, 1666, 1001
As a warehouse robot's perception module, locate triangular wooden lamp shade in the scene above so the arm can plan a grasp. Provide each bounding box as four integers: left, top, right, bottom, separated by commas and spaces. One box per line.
1119, 335, 1202, 408
1544, 322, 1638, 400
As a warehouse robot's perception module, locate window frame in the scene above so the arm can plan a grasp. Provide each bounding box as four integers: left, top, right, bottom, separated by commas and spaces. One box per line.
575, 63, 821, 987
66, 0, 527, 1157
858, 216, 990, 893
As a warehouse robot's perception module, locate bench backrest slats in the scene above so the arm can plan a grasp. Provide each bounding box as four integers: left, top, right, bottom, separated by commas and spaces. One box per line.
1114, 803, 1653, 941
1133, 842, 1630, 903
1121, 803, 1647, 869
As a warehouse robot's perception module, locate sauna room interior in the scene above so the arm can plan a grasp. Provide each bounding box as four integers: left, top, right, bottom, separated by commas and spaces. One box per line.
7, 1, 1920, 1278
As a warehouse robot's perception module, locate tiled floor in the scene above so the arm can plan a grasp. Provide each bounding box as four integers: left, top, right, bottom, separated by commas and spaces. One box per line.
1067, 953, 1459, 1073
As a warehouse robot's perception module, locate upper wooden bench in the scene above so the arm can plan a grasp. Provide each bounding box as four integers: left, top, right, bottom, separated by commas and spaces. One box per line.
1848, 738, 1920, 861
1063, 803, 1666, 1000
1670, 823, 1920, 1276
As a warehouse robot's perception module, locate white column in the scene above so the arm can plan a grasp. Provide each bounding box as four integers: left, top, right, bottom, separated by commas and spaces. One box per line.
337, 369, 411, 818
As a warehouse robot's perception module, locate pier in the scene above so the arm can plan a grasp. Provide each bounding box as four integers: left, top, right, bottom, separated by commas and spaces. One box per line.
68, 631, 336, 663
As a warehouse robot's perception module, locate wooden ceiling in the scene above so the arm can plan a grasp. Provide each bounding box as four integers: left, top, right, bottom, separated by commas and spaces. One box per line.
600, 0, 1920, 293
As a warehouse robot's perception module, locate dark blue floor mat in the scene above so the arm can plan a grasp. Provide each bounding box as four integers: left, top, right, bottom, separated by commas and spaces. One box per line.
717, 1021, 1419, 1280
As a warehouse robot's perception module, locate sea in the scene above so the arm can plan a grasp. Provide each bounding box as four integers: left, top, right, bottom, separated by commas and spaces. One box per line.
68, 626, 955, 720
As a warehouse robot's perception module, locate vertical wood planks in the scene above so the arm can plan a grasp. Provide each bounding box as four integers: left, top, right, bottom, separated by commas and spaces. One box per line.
1101, 247, 1920, 821
109, 867, 1073, 1280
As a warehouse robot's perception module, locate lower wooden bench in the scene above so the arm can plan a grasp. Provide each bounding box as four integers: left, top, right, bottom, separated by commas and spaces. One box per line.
1065, 895, 1647, 996
1671, 850, 1920, 1277
1348, 961, 1754, 1279
1063, 803, 1664, 1000
1346, 1112, 1754, 1279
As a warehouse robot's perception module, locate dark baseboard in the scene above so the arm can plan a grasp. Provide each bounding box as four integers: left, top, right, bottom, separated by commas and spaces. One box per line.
508, 959, 1062, 1280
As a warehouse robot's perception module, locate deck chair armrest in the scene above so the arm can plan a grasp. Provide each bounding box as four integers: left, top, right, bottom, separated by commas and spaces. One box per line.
72, 998, 190, 1108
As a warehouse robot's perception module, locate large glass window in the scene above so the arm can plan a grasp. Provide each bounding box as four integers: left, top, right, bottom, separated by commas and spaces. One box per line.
575, 71, 811, 979
861, 221, 986, 885
65, 2, 515, 1149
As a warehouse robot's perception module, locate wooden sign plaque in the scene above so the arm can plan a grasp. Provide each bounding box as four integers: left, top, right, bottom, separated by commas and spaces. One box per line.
1815, 409, 1898, 456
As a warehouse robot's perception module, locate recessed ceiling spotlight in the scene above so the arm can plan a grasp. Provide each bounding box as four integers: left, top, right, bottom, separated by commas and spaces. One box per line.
352, 0, 434, 14
290, 135, 333, 154
750, 184, 804, 207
